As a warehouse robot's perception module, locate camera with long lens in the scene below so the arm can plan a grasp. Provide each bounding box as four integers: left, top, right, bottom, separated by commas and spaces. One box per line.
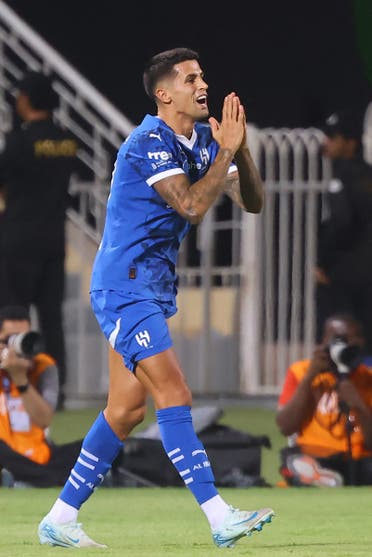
328, 335, 364, 379
6, 331, 45, 358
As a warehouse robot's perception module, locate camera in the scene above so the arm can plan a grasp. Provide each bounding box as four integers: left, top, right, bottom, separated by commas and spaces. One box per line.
328, 335, 364, 378
6, 331, 45, 358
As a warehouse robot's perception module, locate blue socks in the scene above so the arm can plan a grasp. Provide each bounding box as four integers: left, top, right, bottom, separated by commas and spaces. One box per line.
59, 406, 217, 509
59, 411, 123, 509
156, 405, 218, 504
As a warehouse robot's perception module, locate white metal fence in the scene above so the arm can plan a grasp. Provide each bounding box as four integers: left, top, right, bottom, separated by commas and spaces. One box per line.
63, 126, 330, 401
240, 127, 331, 394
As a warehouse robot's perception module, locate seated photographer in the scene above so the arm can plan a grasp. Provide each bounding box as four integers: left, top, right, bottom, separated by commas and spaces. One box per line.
0, 305, 83, 487
276, 313, 372, 487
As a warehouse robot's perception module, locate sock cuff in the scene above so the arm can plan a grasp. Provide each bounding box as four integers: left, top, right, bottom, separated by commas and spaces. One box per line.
156, 405, 192, 424
83, 411, 123, 461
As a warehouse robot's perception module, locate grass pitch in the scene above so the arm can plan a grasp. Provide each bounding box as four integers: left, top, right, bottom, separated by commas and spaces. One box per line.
1, 486, 371, 556
2, 405, 371, 556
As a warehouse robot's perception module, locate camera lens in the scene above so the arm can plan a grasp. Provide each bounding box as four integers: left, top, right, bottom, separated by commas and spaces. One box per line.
8, 332, 44, 357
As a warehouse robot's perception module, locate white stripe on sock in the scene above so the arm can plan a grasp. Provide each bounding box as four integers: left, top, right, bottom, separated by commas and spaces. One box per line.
168, 448, 180, 457
172, 455, 184, 464
179, 468, 191, 477
71, 469, 85, 483
68, 475, 80, 489
81, 448, 99, 462
77, 456, 95, 470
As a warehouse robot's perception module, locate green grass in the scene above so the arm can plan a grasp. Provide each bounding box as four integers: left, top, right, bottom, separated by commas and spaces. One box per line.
3, 406, 372, 555
1, 486, 372, 556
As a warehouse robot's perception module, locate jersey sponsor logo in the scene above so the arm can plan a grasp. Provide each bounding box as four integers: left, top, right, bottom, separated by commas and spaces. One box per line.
135, 330, 151, 348
147, 150, 172, 161
192, 461, 211, 471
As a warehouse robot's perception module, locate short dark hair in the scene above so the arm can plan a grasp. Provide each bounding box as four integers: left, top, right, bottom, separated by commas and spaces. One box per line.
17, 71, 59, 111
324, 313, 364, 336
0, 305, 30, 330
143, 47, 200, 101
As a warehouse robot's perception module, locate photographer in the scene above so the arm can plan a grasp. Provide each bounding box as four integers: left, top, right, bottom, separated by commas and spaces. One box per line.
315, 108, 372, 361
276, 314, 372, 486
0, 305, 83, 487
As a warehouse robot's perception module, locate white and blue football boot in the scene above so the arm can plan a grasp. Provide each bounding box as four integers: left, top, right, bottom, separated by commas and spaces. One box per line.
212, 506, 275, 548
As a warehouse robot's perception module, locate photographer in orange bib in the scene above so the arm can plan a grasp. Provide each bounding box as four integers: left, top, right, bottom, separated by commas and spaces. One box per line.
276, 313, 372, 486
0, 305, 83, 487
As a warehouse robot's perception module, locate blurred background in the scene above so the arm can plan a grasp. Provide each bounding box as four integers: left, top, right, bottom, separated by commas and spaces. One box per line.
0, 0, 371, 407
7, 0, 372, 127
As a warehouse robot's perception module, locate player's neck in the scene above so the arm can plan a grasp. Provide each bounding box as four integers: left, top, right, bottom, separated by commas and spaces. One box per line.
157, 111, 194, 139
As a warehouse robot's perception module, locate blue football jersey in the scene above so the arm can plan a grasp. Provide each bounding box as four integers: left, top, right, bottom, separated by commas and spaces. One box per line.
90, 114, 236, 300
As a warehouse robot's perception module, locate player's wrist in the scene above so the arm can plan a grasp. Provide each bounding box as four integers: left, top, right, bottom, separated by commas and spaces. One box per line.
218, 147, 234, 159
235, 144, 250, 156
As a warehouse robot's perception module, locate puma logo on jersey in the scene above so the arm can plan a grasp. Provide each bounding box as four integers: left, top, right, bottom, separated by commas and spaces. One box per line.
149, 133, 162, 140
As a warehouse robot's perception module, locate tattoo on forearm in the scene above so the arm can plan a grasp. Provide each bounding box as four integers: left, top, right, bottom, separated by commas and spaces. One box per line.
224, 176, 245, 209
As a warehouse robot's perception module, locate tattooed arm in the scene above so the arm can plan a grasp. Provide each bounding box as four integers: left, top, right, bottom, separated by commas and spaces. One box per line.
153, 93, 249, 224
153, 147, 234, 224
225, 146, 264, 213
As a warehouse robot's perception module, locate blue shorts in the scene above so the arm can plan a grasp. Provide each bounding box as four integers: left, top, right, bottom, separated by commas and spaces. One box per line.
90, 290, 176, 372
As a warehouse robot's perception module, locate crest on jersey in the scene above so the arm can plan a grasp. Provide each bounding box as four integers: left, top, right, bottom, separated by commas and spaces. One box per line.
200, 148, 209, 166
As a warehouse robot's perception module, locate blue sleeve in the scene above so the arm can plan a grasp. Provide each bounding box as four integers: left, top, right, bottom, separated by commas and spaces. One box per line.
123, 130, 185, 186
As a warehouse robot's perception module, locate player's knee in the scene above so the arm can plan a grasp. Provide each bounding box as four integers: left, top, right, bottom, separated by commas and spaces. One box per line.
156, 383, 193, 408
123, 405, 146, 428
178, 383, 193, 406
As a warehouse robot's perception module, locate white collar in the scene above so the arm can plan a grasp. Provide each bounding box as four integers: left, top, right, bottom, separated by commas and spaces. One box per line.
176, 128, 197, 149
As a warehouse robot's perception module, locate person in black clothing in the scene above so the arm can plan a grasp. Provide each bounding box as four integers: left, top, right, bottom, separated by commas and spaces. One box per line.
0, 71, 79, 409
315, 108, 372, 361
